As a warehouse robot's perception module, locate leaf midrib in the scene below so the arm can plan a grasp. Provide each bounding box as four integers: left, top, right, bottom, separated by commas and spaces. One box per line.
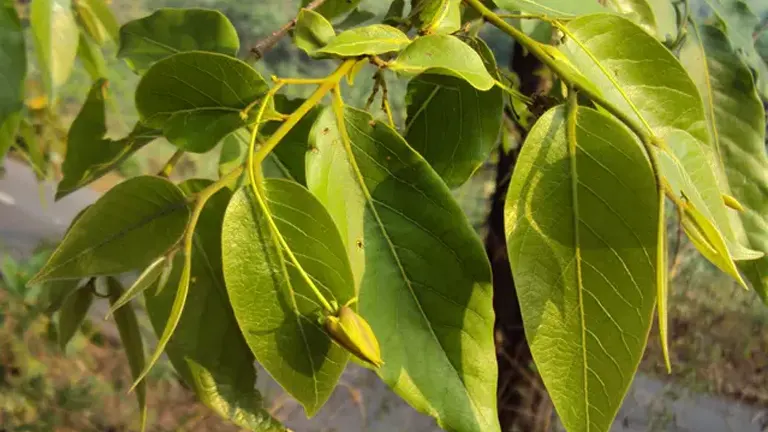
335, 108, 490, 428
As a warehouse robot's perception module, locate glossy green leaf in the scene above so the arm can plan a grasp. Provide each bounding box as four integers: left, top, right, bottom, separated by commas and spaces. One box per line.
496, 0, 604, 17
335, 8, 376, 30
77, 31, 108, 80
505, 105, 658, 432
647, 0, 678, 41
58, 282, 94, 350
146, 180, 284, 431
0, 4, 25, 147
680, 23, 768, 299
107, 256, 166, 317
30, 0, 78, 101
32, 176, 189, 283
118, 8, 240, 74
700, 0, 768, 98
57, 80, 160, 199
560, 14, 709, 144
222, 179, 354, 415
78, 0, 119, 43
317, 24, 410, 57
609, 0, 657, 36
107, 278, 147, 432
405, 37, 503, 188
390, 34, 495, 90
306, 106, 498, 432
301, 0, 362, 19
135, 51, 269, 153
293, 8, 335, 55
411, 0, 462, 35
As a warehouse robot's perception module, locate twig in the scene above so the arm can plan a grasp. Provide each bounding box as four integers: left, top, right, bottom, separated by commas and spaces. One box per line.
158, 149, 184, 178
249, 0, 329, 59
669, 206, 684, 278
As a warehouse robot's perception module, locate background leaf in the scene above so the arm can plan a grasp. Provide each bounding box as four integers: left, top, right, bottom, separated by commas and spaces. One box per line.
135, 51, 269, 153
301, 0, 362, 19
495, 0, 604, 17
118, 8, 240, 73
307, 106, 499, 432
58, 282, 94, 350
30, 0, 79, 101
293, 8, 335, 56
33, 176, 189, 283
77, 31, 108, 80
505, 105, 658, 432
411, 0, 461, 35
78, 0, 119, 43
608, 0, 658, 36
0, 4, 25, 164
390, 34, 496, 90
405, 37, 503, 188
222, 180, 354, 416
147, 180, 284, 431
317, 24, 410, 57
107, 278, 147, 432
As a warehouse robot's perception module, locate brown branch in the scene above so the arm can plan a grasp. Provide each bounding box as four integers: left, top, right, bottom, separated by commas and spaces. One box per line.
249, 0, 329, 59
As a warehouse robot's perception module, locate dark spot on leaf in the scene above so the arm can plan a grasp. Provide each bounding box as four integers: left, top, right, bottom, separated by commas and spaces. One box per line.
322, 127, 330, 135
355, 239, 364, 249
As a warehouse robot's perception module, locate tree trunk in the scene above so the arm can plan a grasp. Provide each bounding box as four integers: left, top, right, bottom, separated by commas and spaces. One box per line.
486, 43, 553, 432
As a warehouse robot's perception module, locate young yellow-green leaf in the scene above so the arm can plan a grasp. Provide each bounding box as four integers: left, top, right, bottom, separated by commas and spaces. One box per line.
118, 8, 240, 73
58, 282, 94, 350
77, 0, 119, 44
0, 4, 25, 155
411, 0, 462, 35
306, 106, 499, 432
32, 176, 190, 283
146, 180, 285, 431
135, 51, 269, 153
107, 256, 166, 317
505, 105, 658, 432
405, 37, 503, 188
77, 31, 108, 80
107, 278, 147, 432
559, 14, 709, 144
58, 80, 160, 199
30, 0, 78, 101
608, 0, 657, 36
496, 0, 604, 17
316, 24, 410, 57
301, 0, 362, 19
680, 23, 768, 300
390, 34, 495, 90
293, 8, 335, 55
222, 180, 355, 416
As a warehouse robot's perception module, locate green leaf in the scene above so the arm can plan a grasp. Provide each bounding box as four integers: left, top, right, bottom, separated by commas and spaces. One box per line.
222, 180, 355, 415
306, 105, 499, 432
316, 24, 410, 57
118, 8, 240, 74
390, 34, 496, 90
107, 278, 147, 432
335, 8, 376, 30
560, 14, 709, 144
135, 51, 269, 153
30, 0, 78, 101
77, 31, 108, 80
505, 105, 658, 432
218, 130, 247, 178
107, 256, 166, 317
57, 80, 160, 199
78, 0, 119, 43
608, 0, 657, 36
679, 23, 768, 299
411, 0, 462, 35
405, 37, 503, 188
293, 8, 335, 56
18, 118, 47, 179
39, 279, 83, 315
146, 180, 284, 431
0, 4, 25, 138
32, 176, 190, 283
496, 0, 604, 17
58, 282, 94, 350
301, 0, 362, 19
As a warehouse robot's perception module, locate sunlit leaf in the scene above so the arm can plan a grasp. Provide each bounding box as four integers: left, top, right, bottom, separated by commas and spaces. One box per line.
317, 24, 410, 57
118, 8, 239, 73
496, 0, 604, 17
608, 0, 657, 36
77, 31, 108, 80
135, 51, 269, 153
32, 176, 190, 283
307, 105, 499, 432
505, 105, 658, 432
293, 8, 335, 56
107, 256, 166, 317
222, 180, 354, 415
411, 0, 462, 35
390, 34, 495, 90
75, 0, 119, 45
30, 0, 78, 101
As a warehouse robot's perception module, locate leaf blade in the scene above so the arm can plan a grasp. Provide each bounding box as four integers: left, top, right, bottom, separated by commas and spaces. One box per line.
317, 24, 410, 57
58, 282, 94, 350
30, 0, 79, 101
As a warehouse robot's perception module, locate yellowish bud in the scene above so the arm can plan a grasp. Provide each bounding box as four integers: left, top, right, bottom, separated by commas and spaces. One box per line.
324, 306, 383, 368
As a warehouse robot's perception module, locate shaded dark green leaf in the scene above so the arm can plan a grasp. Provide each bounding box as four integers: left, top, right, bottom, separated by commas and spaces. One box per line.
293, 8, 335, 55
307, 106, 499, 432
58, 282, 94, 350
301, 0, 362, 19
0, 4, 25, 138
222, 180, 354, 415
107, 256, 166, 317
118, 8, 240, 73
